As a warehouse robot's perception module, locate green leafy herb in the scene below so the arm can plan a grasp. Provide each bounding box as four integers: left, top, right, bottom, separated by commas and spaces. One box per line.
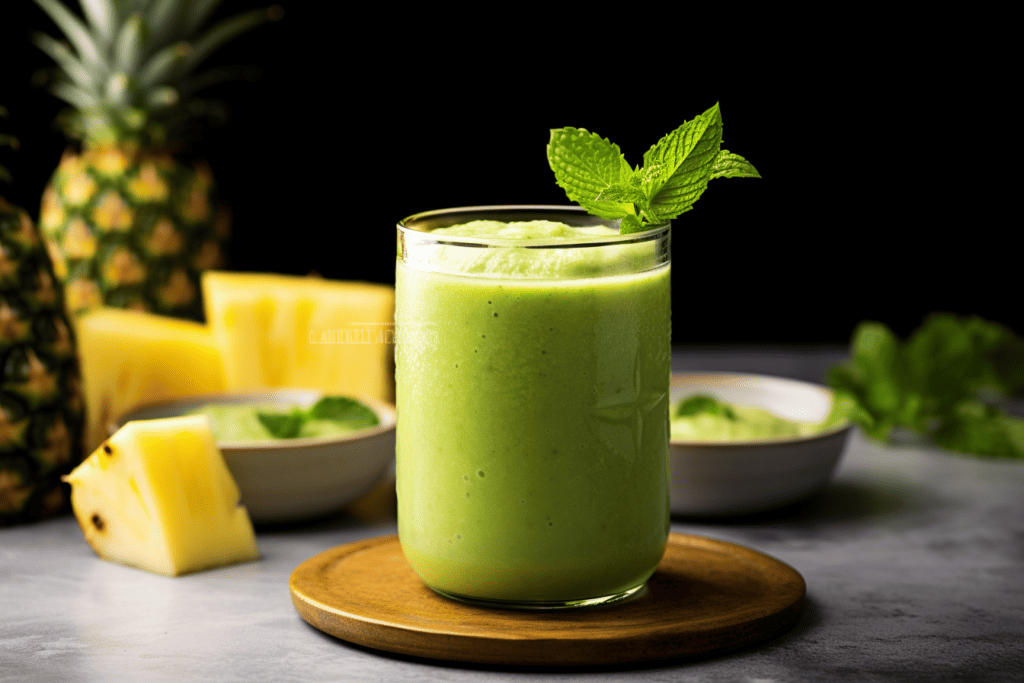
257, 409, 304, 439
308, 396, 380, 430
827, 314, 1024, 458
674, 394, 738, 420
255, 396, 379, 440
817, 392, 865, 434
547, 103, 760, 233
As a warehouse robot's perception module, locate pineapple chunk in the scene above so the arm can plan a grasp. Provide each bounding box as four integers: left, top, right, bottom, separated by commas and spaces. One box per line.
63, 415, 258, 576
202, 272, 394, 401
75, 308, 227, 451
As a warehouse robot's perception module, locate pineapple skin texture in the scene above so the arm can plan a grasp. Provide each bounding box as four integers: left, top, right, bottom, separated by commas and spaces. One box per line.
64, 415, 259, 577
0, 197, 85, 525
202, 272, 395, 402
74, 307, 227, 452
38, 146, 230, 321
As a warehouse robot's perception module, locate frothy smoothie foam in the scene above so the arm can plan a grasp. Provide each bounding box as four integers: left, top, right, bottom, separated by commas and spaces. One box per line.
396, 219, 671, 604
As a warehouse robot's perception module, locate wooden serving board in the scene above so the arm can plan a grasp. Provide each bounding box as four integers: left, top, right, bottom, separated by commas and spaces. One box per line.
289, 533, 804, 667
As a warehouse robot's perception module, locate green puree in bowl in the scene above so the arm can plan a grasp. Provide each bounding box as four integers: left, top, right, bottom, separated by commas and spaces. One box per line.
670, 394, 852, 442
187, 396, 379, 443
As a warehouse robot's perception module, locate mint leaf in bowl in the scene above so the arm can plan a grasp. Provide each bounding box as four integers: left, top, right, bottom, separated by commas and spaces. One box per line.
192, 396, 381, 442
308, 397, 380, 430
675, 394, 738, 420
257, 410, 305, 439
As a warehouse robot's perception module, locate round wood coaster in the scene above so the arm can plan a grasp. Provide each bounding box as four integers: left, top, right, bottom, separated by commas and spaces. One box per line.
289, 532, 804, 666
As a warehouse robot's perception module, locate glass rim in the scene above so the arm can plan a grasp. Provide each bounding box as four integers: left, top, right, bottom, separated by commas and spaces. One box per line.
397, 205, 669, 249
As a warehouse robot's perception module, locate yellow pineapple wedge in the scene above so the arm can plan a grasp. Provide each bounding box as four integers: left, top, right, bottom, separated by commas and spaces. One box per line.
63, 415, 258, 576
202, 272, 394, 401
75, 308, 227, 451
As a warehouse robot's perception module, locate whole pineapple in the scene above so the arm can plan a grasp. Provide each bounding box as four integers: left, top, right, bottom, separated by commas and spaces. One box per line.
32, 0, 279, 320
1, 107, 85, 525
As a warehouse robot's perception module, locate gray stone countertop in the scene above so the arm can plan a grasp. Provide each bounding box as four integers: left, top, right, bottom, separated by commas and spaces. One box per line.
2, 346, 1023, 682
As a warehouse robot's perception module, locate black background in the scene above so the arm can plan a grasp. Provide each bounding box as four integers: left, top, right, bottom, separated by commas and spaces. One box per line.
1, 4, 1014, 344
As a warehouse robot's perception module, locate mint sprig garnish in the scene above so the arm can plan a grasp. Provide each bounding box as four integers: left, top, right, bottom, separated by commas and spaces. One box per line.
547, 103, 760, 234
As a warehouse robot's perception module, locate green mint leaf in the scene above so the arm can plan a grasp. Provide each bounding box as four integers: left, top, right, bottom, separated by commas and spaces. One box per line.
596, 185, 646, 205
547, 127, 634, 219
710, 150, 761, 179
674, 394, 737, 420
638, 203, 669, 225
905, 313, 1024, 404
619, 214, 644, 234
596, 167, 650, 207
642, 103, 724, 220
309, 396, 379, 430
933, 401, 1024, 459
819, 391, 869, 433
576, 198, 635, 220
638, 163, 665, 186
257, 410, 304, 439
826, 321, 908, 440
852, 322, 905, 415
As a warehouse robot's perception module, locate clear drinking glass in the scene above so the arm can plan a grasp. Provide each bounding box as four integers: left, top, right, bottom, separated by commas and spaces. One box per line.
395, 206, 671, 609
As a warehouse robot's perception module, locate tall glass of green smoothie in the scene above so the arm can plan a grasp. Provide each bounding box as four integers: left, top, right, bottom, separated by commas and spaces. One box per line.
395, 205, 671, 609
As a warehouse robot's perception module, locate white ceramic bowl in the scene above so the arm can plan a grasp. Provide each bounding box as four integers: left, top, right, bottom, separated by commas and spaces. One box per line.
114, 390, 396, 524
670, 373, 851, 517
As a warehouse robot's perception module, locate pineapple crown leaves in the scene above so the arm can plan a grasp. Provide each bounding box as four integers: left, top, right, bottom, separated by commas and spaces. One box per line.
0, 106, 18, 184
31, 0, 284, 146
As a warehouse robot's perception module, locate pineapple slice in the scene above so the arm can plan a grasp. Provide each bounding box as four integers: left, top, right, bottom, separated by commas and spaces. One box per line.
75, 308, 227, 451
63, 415, 258, 576
202, 272, 394, 401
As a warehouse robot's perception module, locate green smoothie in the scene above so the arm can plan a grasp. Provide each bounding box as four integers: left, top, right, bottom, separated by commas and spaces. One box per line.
395, 218, 671, 605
